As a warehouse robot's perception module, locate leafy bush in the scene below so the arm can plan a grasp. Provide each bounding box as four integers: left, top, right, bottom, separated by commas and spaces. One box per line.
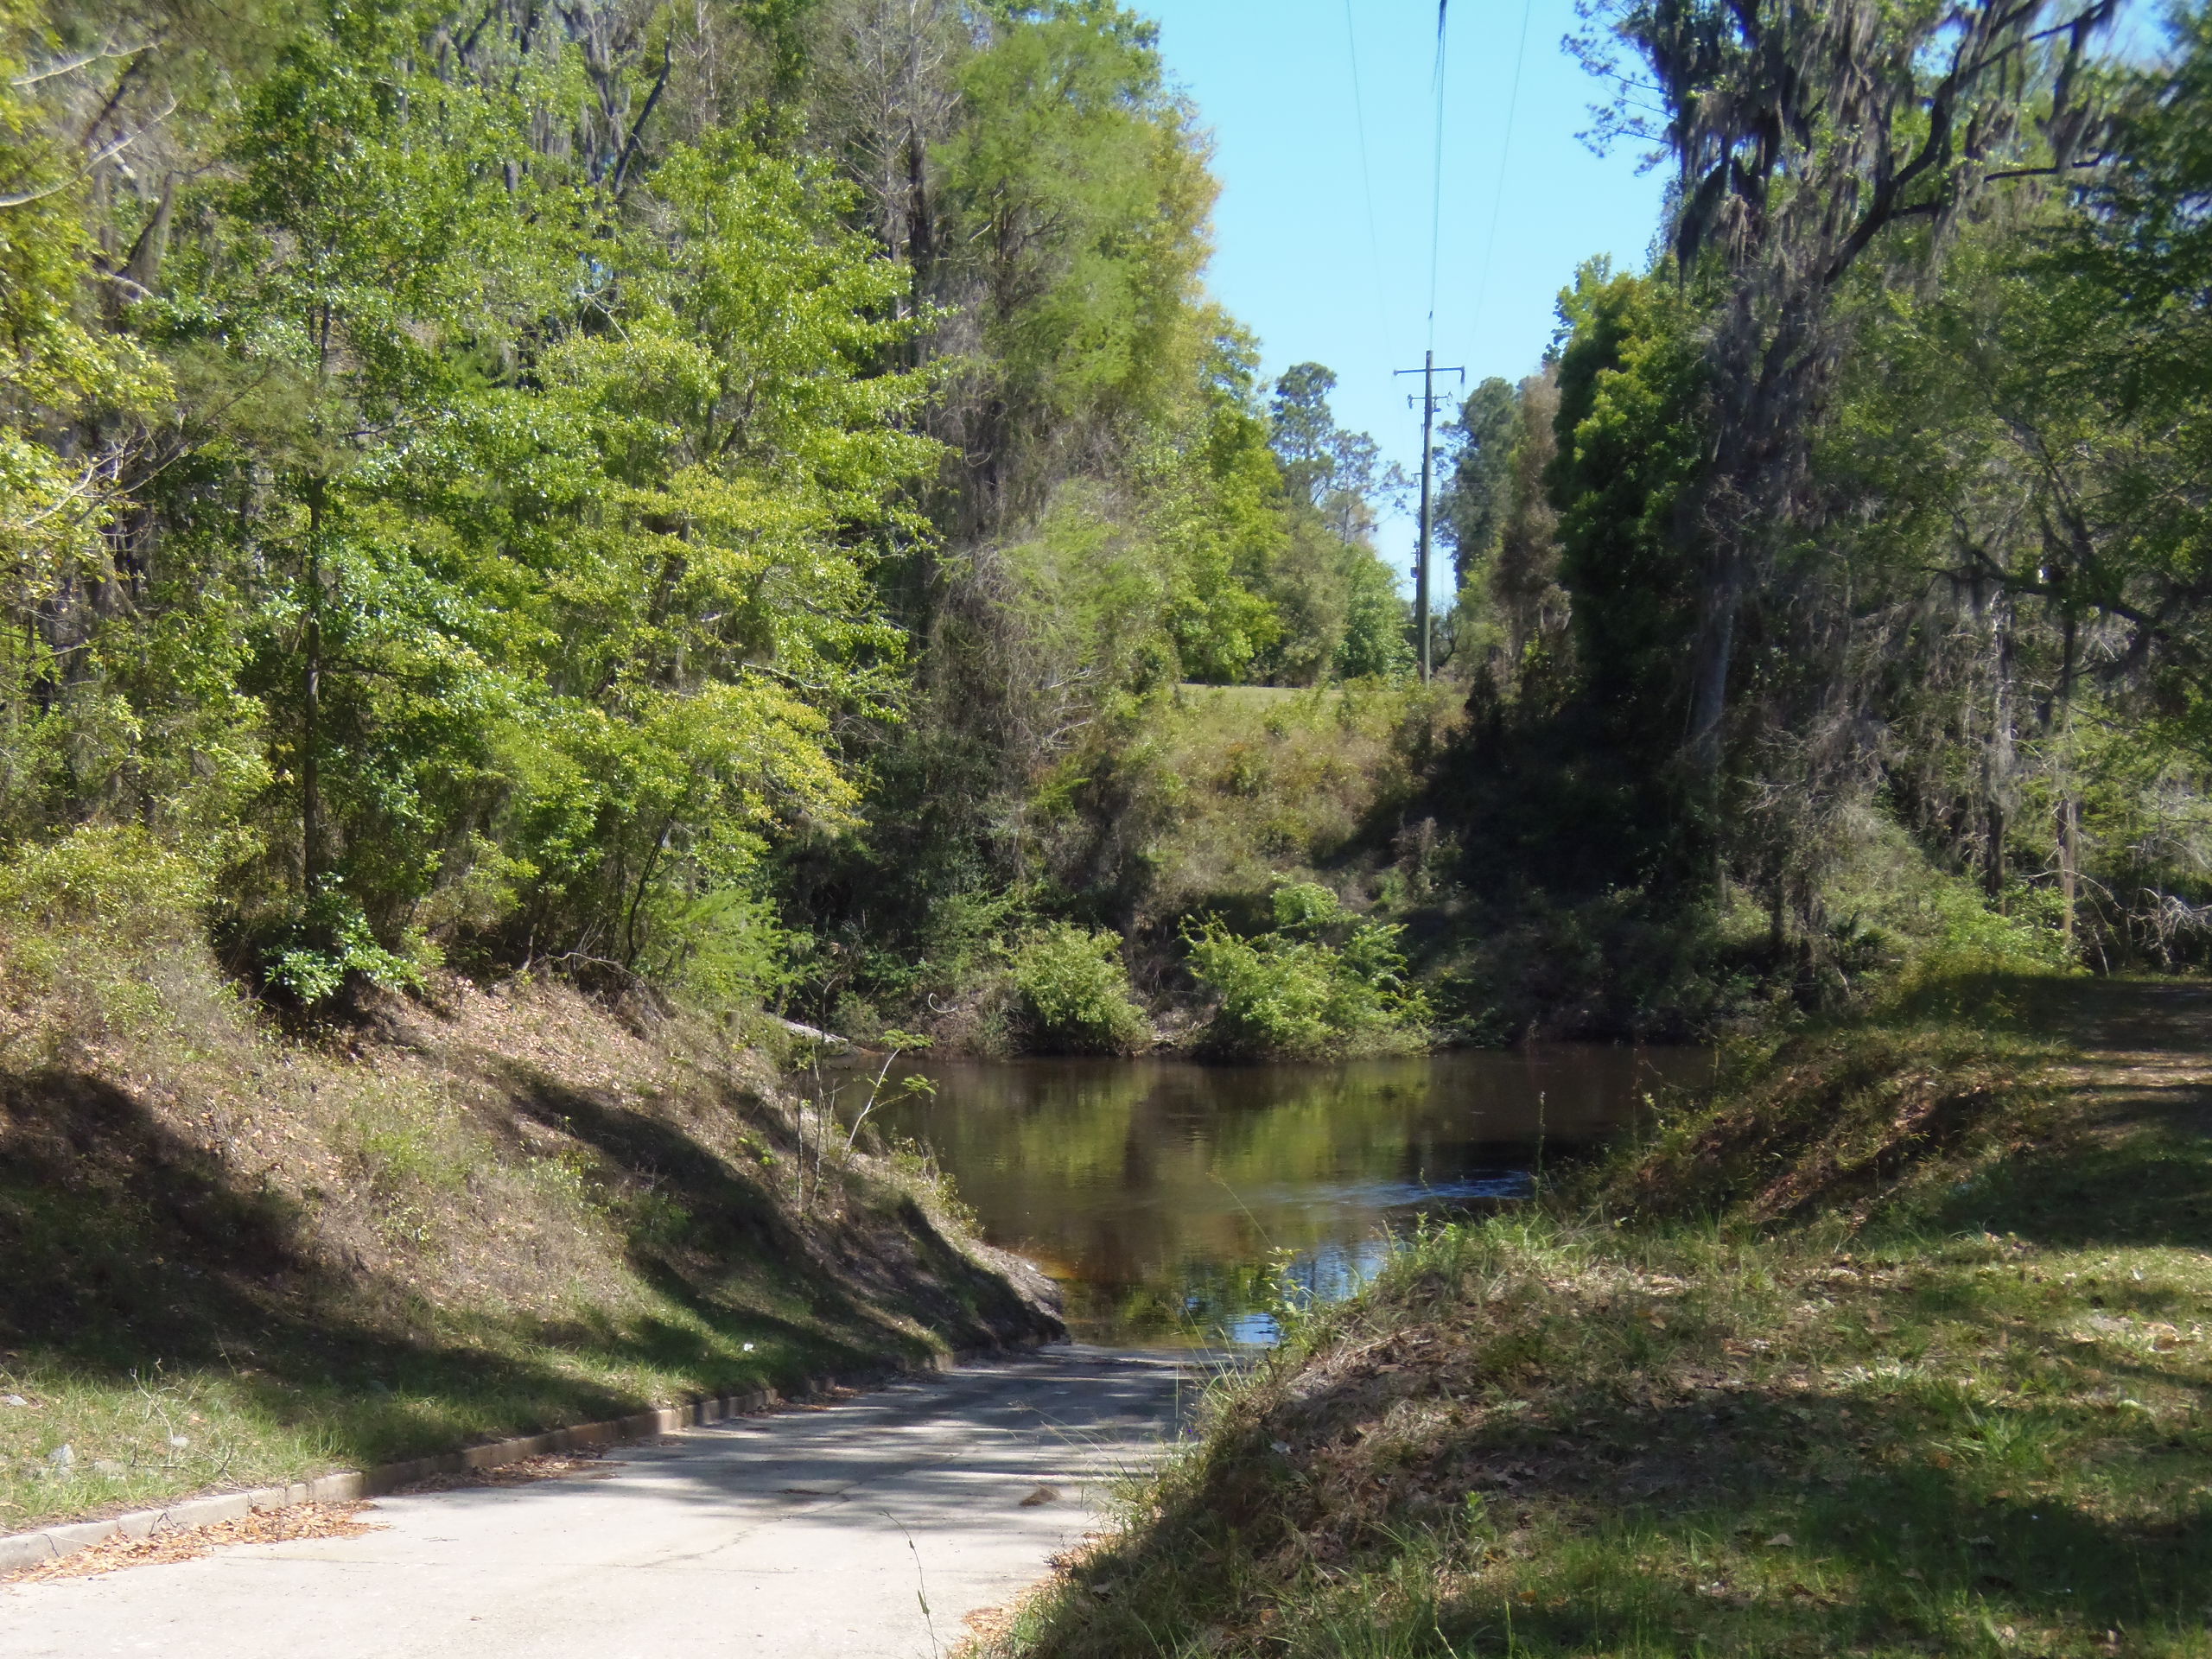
1905, 879, 2073, 976
264, 886, 433, 1006
0, 828, 207, 957
1184, 882, 1427, 1059
0, 828, 214, 1036
1011, 925, 1151, 1054
634, 886, 796, 1011
1267, 879, 1344, 932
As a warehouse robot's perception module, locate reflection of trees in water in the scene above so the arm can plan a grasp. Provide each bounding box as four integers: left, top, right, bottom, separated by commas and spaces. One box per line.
1060, 1258, 1281, 1346
882, 1049, 1701, 1343
1064, 1236, 1402, 1347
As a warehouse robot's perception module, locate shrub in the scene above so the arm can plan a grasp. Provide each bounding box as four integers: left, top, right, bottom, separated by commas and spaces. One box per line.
0, 827, 207, 959
1184, 885, 1428, 1059
263, 885, 432, 1006
0, 828, 214, 1037
1267, 880, 1344, 932
1010, 925, 1151, 1054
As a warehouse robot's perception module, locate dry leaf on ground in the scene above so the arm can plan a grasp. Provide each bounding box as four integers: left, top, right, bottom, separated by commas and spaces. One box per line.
3, 1502, 382, 1586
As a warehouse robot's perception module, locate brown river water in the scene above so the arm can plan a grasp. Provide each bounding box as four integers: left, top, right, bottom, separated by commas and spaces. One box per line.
878, 1047, 1708, 1346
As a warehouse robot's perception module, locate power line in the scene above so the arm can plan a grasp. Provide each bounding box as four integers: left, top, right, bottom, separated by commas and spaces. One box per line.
1470, 0, 1537, 348
1425, 0, 1450, 351
1407, 0, 1453, 671
1341, 0, 1393, 363
1395, 353, 1466, 683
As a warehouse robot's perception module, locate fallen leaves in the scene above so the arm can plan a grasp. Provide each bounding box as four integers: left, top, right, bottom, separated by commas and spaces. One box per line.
3, 1502, 381, 1586
391, 1452, 613, 1494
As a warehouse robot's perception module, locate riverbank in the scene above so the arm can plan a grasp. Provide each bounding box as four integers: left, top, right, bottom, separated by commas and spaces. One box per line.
968, 975, 2212, 1657
0, 886, 1060, 1537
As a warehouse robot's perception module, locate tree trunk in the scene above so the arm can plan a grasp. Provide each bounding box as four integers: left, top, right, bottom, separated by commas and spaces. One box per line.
1686, 553, 1740, 784
2055, 611, 2079, 950
1982, 594, 2015, 907
2057, 795, 2079, 948
303, 477, 327, 921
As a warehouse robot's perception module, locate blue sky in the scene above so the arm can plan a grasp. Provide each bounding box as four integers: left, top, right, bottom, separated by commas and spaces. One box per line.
1136, 0, 1669, 595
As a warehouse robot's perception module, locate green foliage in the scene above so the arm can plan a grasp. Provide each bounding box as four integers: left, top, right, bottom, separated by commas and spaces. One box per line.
1267, 880, 1345, 933
1438, 374, 1519, 588
264, 886, 433, 1004
1329, 535, 1415, 682
0, 827, 208, 993
940, 0, 1217, 512
1419, 1, 2212, 1039
0, 0, 963, 1012
1150, 346, 1294, 683
0, 0, 1443, 1037
1010, 924, 1150, 1054
1184, 882, 1427, 1060
0, 828, 226, 1045
1255, 361, 1410, 686
1549, 260, 1707, 741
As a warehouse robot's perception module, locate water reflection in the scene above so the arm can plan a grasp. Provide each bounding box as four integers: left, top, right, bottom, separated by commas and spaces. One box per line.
878, 1048, 1705, 1347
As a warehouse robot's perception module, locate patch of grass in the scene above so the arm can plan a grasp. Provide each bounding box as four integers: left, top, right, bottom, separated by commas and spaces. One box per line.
1599, 1024, 2060, 1228
972, 976, 2212, 1658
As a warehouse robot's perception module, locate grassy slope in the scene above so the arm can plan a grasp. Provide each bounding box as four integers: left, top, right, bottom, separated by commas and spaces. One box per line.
0, 944, 1058, 1535
976, 976, 2212, 1657
1129, 682, 1455, 930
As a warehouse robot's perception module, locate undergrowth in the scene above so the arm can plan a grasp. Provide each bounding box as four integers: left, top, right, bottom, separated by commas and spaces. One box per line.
1185, 881, 1428, 1060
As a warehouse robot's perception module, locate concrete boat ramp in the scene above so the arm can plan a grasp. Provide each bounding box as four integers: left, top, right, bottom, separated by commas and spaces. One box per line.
0, 1346, 1203, 1659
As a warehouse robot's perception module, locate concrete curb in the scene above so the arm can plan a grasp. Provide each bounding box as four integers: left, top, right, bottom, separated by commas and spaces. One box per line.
0, 1346, 1006, 1575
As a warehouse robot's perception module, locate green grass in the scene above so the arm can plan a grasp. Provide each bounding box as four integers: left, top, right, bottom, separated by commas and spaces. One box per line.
971, 976, 2212, 1658
0, 1286, 874, 1530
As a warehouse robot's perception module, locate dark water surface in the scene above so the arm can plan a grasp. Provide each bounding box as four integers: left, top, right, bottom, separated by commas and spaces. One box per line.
880, 1048, 1707, 1347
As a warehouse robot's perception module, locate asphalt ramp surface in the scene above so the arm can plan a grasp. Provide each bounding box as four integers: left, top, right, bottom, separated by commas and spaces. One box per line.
0, 1345, 1206, 1659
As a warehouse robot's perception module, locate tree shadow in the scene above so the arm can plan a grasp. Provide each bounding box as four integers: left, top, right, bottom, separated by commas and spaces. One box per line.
0, 1060, 1049, 1484
1916, 1116, 2212, 1252
1427, 1377, 2212, 1655
1885, 974, 2212, 1251
1019, 1315, 2212, 1656
490, 1061, 1060, 1354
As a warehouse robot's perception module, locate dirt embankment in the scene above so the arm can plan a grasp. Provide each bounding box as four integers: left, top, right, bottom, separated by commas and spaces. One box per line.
0, 944, 1059, 1535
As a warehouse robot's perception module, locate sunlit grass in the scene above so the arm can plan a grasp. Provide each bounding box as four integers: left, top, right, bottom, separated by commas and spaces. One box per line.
972, 978, 2212, 1658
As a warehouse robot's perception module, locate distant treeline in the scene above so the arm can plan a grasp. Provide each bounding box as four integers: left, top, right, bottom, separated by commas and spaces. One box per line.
8, 0, 2210, 1044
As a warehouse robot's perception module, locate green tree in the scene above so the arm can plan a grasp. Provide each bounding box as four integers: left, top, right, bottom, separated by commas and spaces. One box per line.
936, 0, 1216, 531
1438, 376, 1518, 590
0, 0, 171, 841
1577, 0, 2118, 783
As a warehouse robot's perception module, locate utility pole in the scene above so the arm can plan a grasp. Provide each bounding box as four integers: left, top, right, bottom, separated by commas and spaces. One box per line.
1395, 351, 1465, 681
